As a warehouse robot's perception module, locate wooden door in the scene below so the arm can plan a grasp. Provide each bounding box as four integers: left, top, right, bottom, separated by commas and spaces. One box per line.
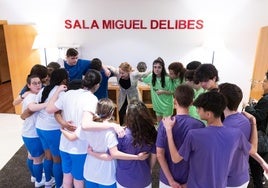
250, 26, 268, 100
3, 24, 41, 114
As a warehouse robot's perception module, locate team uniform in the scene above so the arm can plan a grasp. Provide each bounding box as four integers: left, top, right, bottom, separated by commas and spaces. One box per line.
54, 88, 98, 180
223, 113, 251, 187
35, 86, 63, 187
179, 125, 251, 188
142, 74, 174, 117
156, 115, 205, 186
116, 128, 156, 188
22, 93, 44, 183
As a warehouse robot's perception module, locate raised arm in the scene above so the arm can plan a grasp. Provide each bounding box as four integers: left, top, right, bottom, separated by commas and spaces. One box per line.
46, 84, 67, 114
81, 111, 125, 138
162, 117, 184, 163
242, 111, 258, 154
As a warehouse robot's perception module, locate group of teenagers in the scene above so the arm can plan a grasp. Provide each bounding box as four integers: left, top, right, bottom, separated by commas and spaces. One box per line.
13, 47, 268, 188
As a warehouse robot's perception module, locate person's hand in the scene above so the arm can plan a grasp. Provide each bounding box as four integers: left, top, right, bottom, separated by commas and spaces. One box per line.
104, 68, 111, 77
111, 123, 125, 138
62, 121, 77, 132
156, 90, 166, 95
137, 152, 149, 160
242, 111, 256, 125
162, 116, 176, 131
169, 180, 182, 188
261, 161, 268, 174
57, 84, 68, 92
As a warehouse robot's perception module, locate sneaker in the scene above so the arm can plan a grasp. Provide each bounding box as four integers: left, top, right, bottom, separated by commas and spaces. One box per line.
45, 177, 56, 188
30, 176, 36, 183
35, 178, 45, 188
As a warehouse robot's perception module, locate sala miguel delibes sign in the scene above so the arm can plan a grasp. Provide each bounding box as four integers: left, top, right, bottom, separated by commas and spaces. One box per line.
64, 19, 204, 30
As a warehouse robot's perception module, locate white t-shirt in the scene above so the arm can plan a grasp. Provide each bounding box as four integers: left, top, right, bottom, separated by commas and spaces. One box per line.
77, 127, 118, 185
35, 86, 63, 130
22, 93, 39, 138
55, 88, 98, 154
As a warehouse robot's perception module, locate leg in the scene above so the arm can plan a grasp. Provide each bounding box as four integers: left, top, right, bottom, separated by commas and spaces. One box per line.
119, 98, 128, 125
249, 155, 264, 188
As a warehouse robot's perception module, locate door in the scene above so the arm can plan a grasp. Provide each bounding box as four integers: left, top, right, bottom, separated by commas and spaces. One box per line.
3, 24, 41, 114
250, 26, 268, 101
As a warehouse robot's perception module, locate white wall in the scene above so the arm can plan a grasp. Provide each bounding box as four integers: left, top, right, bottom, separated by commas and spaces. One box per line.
1, 0, 268, 107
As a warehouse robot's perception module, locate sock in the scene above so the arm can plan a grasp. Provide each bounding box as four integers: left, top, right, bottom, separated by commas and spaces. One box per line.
33, 163, 43, 182
26, 158, 34, 177
43, 159, 53, 182
53, 162, 63, 187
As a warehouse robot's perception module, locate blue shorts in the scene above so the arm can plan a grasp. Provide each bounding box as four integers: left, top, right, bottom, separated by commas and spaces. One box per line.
60, 150, 86, 180
22, 136, 44, 157
85, 181, 116, 188
36, 128, 61, 157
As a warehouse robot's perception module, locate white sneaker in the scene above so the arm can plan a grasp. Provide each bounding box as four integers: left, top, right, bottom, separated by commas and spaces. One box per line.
35, 178, 45, 188
45, 177, 56, 188
30, 176, 36, 183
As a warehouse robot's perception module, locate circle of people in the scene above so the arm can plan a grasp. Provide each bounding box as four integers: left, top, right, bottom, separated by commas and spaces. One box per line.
13, 48, 268, 188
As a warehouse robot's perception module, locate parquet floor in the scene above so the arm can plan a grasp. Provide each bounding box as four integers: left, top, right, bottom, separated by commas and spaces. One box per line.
0, 81, 15, 113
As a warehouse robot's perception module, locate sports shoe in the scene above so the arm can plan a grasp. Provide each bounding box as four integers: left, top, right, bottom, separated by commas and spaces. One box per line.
45, 177, 56, 188
35, 178, 45, 188
30, 176, 36, 183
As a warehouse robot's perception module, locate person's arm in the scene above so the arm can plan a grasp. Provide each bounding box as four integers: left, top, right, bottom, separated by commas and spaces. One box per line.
109, 146, 149, 160
13, 91, 30, 106
81, 110, 125, 138
20, 108, 34, 120
60, 128, 78, 141
87, 146, 113, 161
102, 64, 111, 77
251, 152, 268, 173
162, 117, 184, 163
149, 153, 157, 173
156, 147, 181, 188
54, 110, 76, 132
46, 85, 68, 114
88, 145, 149, 160
242, 111, 258, 154
28, 102, 47, 112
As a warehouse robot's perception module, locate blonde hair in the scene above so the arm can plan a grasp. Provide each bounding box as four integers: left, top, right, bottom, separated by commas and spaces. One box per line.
93, 98, 115, 122
119, 62, 132, 73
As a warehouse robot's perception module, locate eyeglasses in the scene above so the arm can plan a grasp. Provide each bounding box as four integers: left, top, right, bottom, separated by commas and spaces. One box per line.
31, 81, 42, 86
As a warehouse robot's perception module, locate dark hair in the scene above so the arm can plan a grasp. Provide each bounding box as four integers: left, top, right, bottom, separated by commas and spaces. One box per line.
218, 83, 243, 111
186, 61, 202, 70
152, 57, 167, 88
174, 84, 194, 108
47, 62, 61, 76
168, 62, 186, 83
41, 68, 69, 103
137, 62, 147, 72
193, 91, 226, 118
184, 70, 199, 84
26, 74, 40, 91
125, 99, 157, 147
91, 58, 102, 71
29, 64, 48, 81
82, 69, 102, 90
194, 63, 219, 82
66, 48, 78, 57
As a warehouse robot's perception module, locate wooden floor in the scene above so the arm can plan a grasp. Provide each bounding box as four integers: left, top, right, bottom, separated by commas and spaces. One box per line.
0, 81, 15, 113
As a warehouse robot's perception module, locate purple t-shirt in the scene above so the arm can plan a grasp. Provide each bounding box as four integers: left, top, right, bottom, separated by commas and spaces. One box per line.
156, 115, 205, 185
179, 126, 251, 188
223, 113, 251, 186
116, 128, 156, 188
